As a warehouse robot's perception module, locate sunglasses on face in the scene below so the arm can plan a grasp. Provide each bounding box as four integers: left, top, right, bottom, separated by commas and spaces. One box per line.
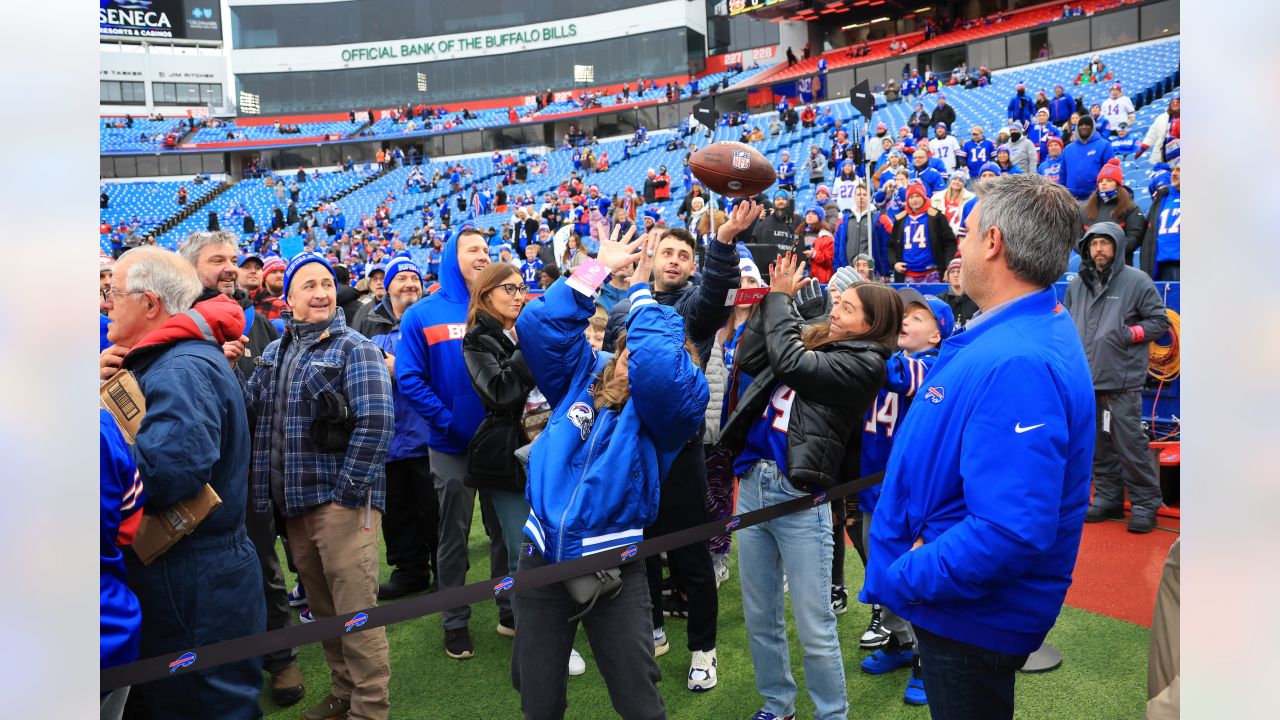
496, 283, 529, 297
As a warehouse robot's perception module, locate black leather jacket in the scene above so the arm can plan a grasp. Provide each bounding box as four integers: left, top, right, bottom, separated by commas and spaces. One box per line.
461, 311, 536, 491
718, 293, 888, 489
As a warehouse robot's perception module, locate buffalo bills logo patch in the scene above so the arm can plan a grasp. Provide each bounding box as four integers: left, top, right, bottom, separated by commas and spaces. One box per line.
494, 577, 515, 595
567, 401, 594, 440
620, 545, 638, 561
344, 612, 369, 633
169, 652, 197, 673
925, 386, 945, 404
725, 517, 742, 531
813, 492, 828, 505
731, 150, 751, 171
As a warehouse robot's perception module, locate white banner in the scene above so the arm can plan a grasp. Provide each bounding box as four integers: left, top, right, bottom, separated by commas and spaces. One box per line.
231, 1, 687, 75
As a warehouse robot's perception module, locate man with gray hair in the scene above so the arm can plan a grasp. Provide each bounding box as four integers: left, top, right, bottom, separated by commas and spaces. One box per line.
177, 232, 305, 705
100, 247, 266, 718
862, 174, 1096, 720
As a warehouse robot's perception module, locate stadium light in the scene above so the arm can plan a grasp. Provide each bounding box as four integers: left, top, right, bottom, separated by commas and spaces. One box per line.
417, 72, 428, 92
573, 65, 595, 84
869, 16, 890, 23
239, 91, 261, 115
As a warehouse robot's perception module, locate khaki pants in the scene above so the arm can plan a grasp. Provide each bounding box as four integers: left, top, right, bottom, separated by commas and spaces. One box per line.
1147, 538, 1179, 720
287, 503, 391, 720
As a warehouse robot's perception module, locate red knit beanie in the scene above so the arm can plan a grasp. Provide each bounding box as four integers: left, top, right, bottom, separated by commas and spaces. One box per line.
1097, 158, 1123, 185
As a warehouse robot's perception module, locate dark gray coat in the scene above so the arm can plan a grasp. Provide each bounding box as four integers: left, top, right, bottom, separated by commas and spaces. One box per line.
1063, 222, 1170, 391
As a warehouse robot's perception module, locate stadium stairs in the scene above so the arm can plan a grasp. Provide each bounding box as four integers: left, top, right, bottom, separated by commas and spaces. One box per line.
146, 179, 234, 242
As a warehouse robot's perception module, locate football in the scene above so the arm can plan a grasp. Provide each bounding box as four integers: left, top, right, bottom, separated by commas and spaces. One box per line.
688, 141, 776, 198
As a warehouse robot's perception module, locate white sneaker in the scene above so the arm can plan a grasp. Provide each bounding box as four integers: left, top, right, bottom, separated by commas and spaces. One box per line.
688, 648, 718, 691
712, 553, 730, 588
654, 627, 670, 657
568, 648, 586, 677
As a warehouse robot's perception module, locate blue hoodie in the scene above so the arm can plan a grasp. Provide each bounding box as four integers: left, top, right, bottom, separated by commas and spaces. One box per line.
861, 288, 1095, 655
515, 280, 708, 562
396, 226, 487, 454
1061, 128, 1115, 199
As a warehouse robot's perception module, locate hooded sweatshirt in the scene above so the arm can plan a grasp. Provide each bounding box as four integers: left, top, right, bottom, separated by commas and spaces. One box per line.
396, 226, 487, 453
1062, 121, 1116, 199
1063, 222, 1170, 391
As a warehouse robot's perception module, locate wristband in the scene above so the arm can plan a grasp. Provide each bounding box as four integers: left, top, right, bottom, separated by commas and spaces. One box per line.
1128, 325, 1144, 344
565, 258, 610, 297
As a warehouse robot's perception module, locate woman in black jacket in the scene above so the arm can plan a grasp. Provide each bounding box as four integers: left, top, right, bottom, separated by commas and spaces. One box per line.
718, 253, 901, 719
462, 263, 536, 628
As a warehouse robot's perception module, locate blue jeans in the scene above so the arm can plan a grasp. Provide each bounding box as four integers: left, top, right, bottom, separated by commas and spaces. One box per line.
915, 625, 1030, 720
737, 461, 846, 720
484, 488, 531, 622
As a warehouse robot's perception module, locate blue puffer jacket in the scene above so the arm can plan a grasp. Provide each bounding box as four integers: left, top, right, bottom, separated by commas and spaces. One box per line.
861, 288, 1095, 655
516, 280, 708, 563
396, 226, 487, 453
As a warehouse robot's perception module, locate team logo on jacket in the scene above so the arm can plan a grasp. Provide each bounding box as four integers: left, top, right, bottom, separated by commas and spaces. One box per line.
169, 652, 197, 673
813, 492, 828, 505
925, 386, 945, 404
344, 612, 369, 633
620, 545, 638, 561
494, 577, 515, 595
567, 401, 594, 440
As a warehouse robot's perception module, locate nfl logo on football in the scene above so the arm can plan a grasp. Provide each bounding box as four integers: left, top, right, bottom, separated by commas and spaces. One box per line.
731, 151, 751, 171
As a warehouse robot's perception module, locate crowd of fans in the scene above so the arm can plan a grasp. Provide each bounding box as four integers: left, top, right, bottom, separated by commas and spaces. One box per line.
99, 44, 1179, 720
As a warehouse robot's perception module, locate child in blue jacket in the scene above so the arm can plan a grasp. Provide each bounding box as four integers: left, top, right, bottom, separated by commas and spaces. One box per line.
511, 230, 709, 719
854, 289, 954, 707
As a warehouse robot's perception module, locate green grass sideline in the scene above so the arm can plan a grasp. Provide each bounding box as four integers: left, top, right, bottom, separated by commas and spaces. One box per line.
263, 505, 1149, 719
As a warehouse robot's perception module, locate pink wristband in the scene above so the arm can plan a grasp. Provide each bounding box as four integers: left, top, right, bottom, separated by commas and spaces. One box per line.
1129, 325, 1144, 343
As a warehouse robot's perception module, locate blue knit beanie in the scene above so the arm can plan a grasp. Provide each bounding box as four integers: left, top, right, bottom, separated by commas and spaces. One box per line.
384, 255, 423, 291
282, 252, 335, 300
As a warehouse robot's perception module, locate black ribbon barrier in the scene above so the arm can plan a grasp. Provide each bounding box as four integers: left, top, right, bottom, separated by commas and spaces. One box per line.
102, 471, 884, 690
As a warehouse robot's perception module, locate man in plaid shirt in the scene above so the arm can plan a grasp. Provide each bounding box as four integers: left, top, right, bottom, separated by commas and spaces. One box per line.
248, 252, 395, 720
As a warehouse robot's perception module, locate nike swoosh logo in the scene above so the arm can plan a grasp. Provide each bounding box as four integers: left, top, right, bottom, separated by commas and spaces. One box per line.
1015, 423, 1046, 434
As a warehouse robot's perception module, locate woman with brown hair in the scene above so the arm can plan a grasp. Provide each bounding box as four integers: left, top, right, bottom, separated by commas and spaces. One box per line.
718, 252, 900, 720
1082, 160, 1146, 264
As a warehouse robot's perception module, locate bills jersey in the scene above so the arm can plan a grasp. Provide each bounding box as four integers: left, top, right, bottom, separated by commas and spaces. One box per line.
929, 136, 962, 173
859, 349, 937, 511
833, 177, 863, 212
776, 161, 796, 184
962, 139, 996, 177
519, 258, 543, 285
1038, 157, 1066, 184
901, 213, 936, 271
1100, 96, 1135, 125
1155, 187, 1181, 262
735, 384, 795, 478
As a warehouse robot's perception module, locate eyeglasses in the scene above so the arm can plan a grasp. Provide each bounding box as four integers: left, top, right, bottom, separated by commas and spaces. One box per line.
102, 287, 146, 302
496, 283, 529, 297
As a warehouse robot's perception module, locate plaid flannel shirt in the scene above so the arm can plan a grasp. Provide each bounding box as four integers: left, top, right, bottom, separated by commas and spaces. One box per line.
247, 309, 394, 518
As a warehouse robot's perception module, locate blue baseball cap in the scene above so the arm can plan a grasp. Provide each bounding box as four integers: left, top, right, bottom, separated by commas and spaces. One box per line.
282, 252, 335, 301
897, 287, 956, 341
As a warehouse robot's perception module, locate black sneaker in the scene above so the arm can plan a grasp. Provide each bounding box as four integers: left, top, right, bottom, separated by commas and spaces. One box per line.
1127, 513, 1155, 534
860, 604, 891, 648
831, 585, 848, 615
1084, 505, 1125, 523
378, 574, 431, 601
444, 627, 474, 659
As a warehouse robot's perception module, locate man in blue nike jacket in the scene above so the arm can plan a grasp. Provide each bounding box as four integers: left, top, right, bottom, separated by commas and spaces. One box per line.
862, 173, 1095, 720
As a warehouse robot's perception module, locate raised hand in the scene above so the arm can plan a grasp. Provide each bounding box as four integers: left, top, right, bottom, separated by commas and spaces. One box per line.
769, 252, 809, 298
596, 222, 643, 273
628, 233, 659, 288
716, 199, 765, 245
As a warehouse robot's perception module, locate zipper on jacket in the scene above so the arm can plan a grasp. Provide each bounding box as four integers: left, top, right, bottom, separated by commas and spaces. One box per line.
557, 410, 606, 563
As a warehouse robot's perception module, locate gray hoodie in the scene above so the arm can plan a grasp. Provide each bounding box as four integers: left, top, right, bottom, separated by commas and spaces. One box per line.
1063, 222, 1170, 391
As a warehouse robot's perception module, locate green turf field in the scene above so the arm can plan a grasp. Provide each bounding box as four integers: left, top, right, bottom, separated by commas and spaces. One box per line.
264, 505, 1149, 719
